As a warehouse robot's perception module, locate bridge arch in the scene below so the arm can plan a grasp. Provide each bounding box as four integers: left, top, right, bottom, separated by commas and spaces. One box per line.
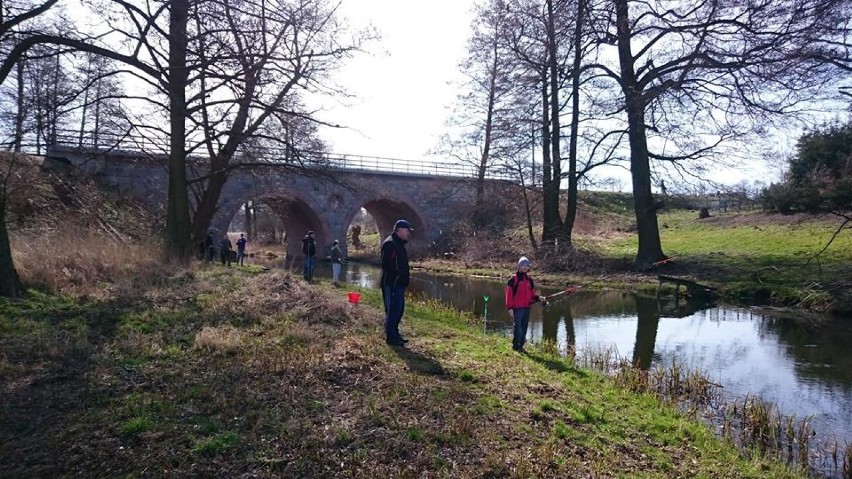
216, 192, 331, 259
340, 195, 429, 257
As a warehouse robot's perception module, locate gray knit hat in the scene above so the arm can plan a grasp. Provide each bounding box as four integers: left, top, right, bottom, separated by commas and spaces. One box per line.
517, 256, 531, 268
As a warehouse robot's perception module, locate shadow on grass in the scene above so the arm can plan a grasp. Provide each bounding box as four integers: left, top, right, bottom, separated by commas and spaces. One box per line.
392, 346, 447, 377
524, 351, 588, 378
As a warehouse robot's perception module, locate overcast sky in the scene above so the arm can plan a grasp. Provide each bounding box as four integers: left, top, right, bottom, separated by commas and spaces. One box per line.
317, 0, 475, 161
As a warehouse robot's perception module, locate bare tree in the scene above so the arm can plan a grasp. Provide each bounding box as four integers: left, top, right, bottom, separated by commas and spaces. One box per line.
184, 0, 363, 242
75, 52, 132, 148
586, 0, 852, 268
0, 0, 367, 263
440, 0, 517, 225
0, 0, 62, 296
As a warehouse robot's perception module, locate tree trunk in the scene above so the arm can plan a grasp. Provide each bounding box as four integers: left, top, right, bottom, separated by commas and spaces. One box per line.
92, 77, 102, 147
475, 36, 499, 225
521, 181, 538, 250
0, 191, 23, 298
245, 201, 252, 241
14, 60, 24, 152
540, 0, 564, 248
475, 20, 503, 224
545, 0, 566, 249
48, 53, 59, 146
614, 0, 665, 269
562, 0, 584, 248
165, 0, 193, 263
78, 57, 89, 147
190, 168, 228, 242
540, 70, 558, 243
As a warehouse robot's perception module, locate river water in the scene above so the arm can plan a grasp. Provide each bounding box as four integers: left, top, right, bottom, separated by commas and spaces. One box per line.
303, 260, 852, 448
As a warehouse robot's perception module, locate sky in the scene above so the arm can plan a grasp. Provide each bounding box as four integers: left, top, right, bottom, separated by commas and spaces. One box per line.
316, 0, 476, 161
316, 0, 788, 189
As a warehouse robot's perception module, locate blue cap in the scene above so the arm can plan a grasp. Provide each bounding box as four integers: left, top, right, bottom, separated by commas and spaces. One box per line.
394, 219, 413, 231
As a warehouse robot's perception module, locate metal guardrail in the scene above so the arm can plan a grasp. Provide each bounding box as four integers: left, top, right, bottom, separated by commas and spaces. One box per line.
45, 129, 517, 180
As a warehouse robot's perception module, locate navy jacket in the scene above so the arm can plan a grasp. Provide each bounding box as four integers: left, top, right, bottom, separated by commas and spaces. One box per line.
380, 233, 410, 288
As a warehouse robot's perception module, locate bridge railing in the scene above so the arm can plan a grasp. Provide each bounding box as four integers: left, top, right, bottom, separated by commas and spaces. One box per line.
47, 128, 518, 180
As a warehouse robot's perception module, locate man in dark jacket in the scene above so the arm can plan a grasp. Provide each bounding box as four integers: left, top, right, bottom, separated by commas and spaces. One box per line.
380, 219, 412, 346
301, 230, 317, 281
219, 235, 233, 267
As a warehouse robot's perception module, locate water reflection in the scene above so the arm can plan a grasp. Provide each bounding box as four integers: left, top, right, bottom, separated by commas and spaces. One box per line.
633, 296, 660, 370
285, 260, 852, 445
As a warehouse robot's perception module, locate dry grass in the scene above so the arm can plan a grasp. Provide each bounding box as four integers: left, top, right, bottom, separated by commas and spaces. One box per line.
11, 223, 165, 295
195, 325, 244, 352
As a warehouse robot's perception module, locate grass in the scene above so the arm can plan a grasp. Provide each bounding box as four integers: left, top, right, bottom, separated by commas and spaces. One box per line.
596, 210, 852, 309
0, 265, 812, 478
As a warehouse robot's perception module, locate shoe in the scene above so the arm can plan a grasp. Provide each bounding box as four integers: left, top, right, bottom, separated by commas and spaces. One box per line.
386, 338, 405, 347
399, 337, 410, 343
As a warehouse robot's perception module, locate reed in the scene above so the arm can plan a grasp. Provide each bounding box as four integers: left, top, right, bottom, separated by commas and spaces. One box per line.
575, 346, 847, 478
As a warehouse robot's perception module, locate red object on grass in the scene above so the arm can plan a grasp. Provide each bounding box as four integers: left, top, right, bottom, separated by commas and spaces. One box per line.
348, 292, 361, 304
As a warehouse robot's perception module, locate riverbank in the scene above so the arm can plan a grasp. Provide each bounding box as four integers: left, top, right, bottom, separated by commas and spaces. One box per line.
411, 210, 852, 315
1, 266, 805, 477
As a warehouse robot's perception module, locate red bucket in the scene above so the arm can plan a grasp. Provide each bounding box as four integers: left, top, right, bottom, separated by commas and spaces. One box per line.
347, 291, 361, 304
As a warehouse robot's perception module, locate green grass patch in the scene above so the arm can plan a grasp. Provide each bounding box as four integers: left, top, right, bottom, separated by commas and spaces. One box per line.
553, 420, 572, 440
193, 431, 239, 455
406, 427, 424, 442
120, 416, 153, 437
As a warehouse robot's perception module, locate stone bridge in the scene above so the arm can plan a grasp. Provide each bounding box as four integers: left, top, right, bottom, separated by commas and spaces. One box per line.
47, 145, 503, 257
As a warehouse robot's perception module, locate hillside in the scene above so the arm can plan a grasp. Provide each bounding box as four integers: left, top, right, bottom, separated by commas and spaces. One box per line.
5, 155, 161, 293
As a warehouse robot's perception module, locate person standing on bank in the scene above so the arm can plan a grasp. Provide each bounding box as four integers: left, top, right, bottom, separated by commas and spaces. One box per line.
236, 233, 247, 266
505, 256, 542, 352
380, 219, 412, 346
204, 231, 215, 263
330, 239, 343, 286
219, 234, 233, 267
301, 230, 317, 282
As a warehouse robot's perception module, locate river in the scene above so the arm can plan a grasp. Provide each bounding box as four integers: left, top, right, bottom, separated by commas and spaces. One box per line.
301, 260, 852, 449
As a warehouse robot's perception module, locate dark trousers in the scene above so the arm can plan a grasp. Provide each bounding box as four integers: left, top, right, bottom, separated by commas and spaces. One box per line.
512, 308, 530, 350
383, 286, 406, 341
220, 250, 231, 266
303, 256, 316, 281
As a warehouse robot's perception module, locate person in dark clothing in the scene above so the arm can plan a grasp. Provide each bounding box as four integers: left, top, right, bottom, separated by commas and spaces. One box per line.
301, 230, 317, 281
220, 235, 233, 267
505, 256, 543, 352
204, 232, 215, 263
236, 233, 247, 266
380, 219, 412, 346
330, 239, 343, 286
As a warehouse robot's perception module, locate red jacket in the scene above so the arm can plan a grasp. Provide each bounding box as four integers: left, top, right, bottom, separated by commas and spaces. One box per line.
505, 272, 540, 310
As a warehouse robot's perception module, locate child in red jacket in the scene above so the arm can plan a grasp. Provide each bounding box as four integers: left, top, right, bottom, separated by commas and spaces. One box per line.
505, 256, 543, 352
